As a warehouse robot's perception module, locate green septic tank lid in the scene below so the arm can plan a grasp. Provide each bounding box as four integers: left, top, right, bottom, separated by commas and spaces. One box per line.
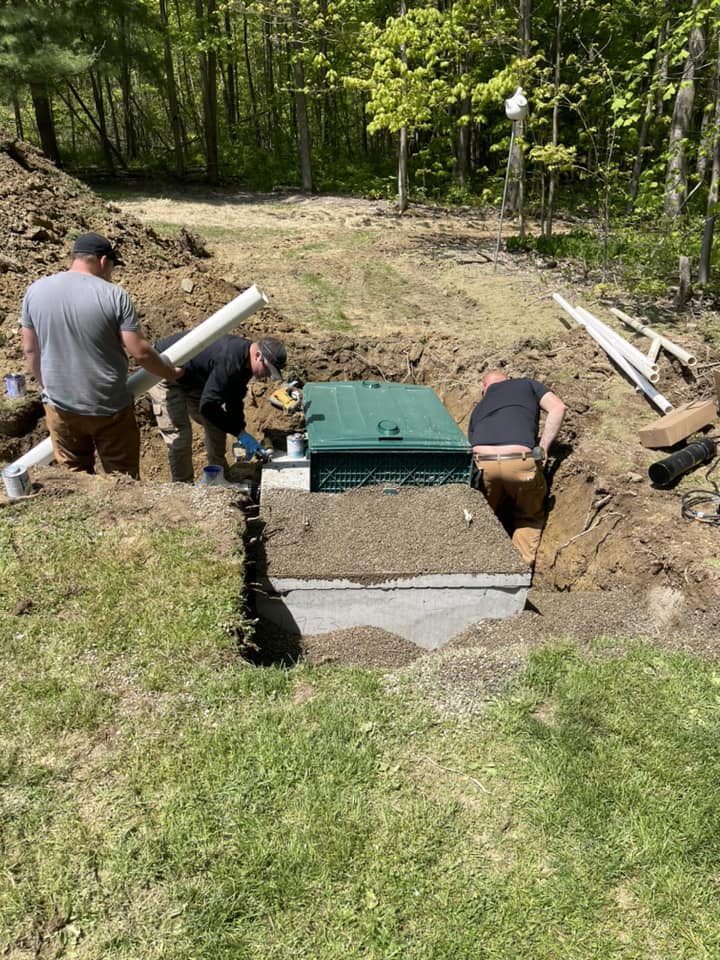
303, 381, 470, 451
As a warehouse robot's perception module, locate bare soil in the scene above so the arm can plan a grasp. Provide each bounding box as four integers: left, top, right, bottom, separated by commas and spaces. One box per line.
1, 131, 719, 671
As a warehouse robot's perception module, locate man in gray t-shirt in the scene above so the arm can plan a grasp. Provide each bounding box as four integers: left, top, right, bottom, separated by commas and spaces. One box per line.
21, 232, 183, 478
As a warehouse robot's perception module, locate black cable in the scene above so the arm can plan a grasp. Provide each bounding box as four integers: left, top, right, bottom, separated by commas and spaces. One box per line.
680, 440, 720, 525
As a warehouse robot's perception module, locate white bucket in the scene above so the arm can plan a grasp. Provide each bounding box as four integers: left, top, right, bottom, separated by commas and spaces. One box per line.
286, 433, 306, 459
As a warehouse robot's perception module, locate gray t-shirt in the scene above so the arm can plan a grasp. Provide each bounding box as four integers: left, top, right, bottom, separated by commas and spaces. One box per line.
21, 271, 140, 416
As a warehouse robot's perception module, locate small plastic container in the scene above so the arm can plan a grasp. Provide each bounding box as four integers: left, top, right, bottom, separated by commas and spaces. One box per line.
198, 464, 224, 486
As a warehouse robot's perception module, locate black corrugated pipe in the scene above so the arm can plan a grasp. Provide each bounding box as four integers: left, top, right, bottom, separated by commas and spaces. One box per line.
648, 438, 718, 487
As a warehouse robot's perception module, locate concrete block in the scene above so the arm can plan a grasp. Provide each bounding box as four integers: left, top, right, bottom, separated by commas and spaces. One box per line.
255, 573, 530, 650
260, 455, 310, 495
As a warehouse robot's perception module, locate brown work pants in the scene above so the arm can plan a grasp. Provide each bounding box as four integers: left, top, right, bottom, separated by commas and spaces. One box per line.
44, 403, 140, 479
476, 457, 547, 567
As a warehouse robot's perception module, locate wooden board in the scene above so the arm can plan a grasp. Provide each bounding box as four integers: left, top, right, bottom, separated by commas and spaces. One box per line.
638, 399, 717, 448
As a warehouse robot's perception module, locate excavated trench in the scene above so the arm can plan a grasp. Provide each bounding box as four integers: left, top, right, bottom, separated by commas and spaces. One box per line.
2, 327, 717, 610
3, 326, 719, 669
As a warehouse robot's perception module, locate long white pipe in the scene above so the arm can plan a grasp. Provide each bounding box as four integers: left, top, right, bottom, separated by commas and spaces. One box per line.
553, 293, 673, 414
575, 306, 660, 383
10, 284, 269, 472
609, 307, 697, 367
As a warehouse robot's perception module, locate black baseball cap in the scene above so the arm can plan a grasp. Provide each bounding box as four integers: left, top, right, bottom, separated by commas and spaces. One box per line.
259, 339, 287, 381
71, 232, 123, 265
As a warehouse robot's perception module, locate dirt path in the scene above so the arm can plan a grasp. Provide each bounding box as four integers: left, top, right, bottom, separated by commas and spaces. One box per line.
118, 189, 568, 345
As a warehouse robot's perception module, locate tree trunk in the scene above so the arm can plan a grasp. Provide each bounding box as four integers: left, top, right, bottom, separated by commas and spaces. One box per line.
708, 33, 720, 208
675, 255, 693, 305
242, 14, 261, 147
263, 18, 279, 152
508, 0, 531, 236
455, 87, 472, 187
12, 94, 24, 141
222, 8, 239, 141
118, 14, 137, 160
159, 0, 185, 177
398, 126, 409, 212
698, 215, 714, 284
65, 82, 126, 168
29, 84, 61, 165
397, 0, 409, 212
195, 0, 219, 183
90, 68, 117, 173
544, 0, 562, 238
664, 4, 705, 216
291, 0, 313, 192
627, 24, 667, 214
105, 76, 122, 157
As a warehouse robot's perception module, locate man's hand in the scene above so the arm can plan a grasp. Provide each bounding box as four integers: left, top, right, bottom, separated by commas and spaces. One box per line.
238, 431, 266, 461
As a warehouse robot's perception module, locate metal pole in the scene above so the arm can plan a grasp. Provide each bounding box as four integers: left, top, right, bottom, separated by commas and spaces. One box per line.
493, 122, 516, 271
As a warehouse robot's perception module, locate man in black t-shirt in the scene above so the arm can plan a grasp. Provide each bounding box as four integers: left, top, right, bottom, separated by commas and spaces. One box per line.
468, 370, 565, 567
149, 333, 286, 482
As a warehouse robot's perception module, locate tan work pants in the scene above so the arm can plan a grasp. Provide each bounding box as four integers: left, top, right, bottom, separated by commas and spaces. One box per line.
44, 403, 140, 479
149, 381, 227, 483
476, 457, 547, 567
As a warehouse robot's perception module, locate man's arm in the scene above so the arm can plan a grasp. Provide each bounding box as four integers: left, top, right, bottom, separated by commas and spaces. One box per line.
122, 330, 184, 381
198, 370, 245, 436
21, 327, 42, 385
538, 391, 566, 454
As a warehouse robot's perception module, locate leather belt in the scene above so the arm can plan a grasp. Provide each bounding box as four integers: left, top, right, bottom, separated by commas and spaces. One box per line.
474, 451, 533, 462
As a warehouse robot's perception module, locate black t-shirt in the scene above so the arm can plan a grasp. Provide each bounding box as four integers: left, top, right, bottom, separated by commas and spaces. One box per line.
467, 378, 549, 449
156, 333, 252, 435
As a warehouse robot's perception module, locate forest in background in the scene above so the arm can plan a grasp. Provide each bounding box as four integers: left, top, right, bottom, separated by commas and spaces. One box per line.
2, 0, 720, 293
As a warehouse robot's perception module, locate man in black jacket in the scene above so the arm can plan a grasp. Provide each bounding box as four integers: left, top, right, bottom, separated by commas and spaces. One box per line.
149, 333, 286, 482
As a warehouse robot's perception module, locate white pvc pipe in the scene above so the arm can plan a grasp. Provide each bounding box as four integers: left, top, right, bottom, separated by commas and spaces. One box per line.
609, 307, 697, 367
647, 337, 662, 365
553, 293, 673, 414
10, 284, 269, 472
575, 306, 660, 383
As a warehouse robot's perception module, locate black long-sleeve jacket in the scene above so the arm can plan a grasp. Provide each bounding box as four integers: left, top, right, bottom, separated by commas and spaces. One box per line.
156, 333, 252, 435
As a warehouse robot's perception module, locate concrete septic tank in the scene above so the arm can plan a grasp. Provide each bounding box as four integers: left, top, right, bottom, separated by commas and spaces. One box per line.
254, 484, 530, 650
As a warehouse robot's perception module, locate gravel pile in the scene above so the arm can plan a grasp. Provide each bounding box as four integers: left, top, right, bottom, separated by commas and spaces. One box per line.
259, 484, 526, 581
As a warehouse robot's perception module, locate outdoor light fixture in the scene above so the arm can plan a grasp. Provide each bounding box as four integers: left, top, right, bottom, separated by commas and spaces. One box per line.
494, 87, 529, 271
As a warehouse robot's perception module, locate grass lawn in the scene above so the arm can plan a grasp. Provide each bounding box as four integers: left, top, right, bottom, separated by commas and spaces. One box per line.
2, 490, 720, 958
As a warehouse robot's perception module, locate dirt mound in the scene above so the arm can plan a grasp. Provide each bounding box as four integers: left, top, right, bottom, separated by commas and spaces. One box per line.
0, 130, 284, 350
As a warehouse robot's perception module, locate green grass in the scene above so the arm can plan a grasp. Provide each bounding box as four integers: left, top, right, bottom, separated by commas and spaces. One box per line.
3, 493, 720, 957
299, 272, 354, 331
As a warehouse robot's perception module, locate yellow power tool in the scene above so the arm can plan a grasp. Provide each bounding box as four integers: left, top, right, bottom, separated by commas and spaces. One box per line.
269, 381, 301, 414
